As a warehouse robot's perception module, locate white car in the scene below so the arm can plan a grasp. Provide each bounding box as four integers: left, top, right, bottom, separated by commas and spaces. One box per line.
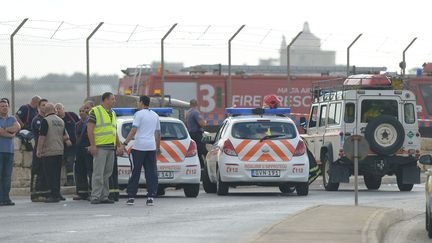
202, 108, 310, 196
114, 108, 201, 197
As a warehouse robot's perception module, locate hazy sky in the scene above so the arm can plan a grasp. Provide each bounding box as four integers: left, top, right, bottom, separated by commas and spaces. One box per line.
1, 0, 431, 78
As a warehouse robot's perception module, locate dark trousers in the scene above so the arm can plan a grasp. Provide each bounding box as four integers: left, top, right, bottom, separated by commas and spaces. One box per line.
64, 147, 76, 182
42, 155, 63, 198
30, 154, 49, 199
109, 156, 119, 200
0, 153, 14, 202
74, 147, 93, 198
189, 131, 207, 168
127, 150, 158, 198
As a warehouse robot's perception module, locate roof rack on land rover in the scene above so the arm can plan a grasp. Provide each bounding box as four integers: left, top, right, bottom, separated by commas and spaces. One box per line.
311, 74, 397, 102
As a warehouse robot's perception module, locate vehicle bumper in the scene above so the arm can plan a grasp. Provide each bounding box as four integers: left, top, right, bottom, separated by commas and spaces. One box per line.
117, 156, 201, 187
219, 154, 309, 183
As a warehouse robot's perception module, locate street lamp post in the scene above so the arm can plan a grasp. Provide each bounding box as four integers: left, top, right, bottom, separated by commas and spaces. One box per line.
227, 25, 245, 107
286, 31, 302, 107
160, 23, 178, 106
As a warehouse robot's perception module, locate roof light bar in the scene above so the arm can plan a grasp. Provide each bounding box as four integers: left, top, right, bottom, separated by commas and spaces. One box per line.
113, 108, 173, 116
225, 108, 290, 115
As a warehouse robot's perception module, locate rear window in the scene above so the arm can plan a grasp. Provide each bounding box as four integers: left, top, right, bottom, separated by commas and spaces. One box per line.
361, 99, 398, 123
122, 122, 188, 140
404, 103, 415, 124
232, 122, 297, 140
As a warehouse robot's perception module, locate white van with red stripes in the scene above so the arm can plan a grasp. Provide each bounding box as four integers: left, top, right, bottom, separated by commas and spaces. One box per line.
114, 108, 201, 198
202, 108, 310, 196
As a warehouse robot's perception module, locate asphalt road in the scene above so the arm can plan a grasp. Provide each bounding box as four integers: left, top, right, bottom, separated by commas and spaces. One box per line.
0, 179, 427, 243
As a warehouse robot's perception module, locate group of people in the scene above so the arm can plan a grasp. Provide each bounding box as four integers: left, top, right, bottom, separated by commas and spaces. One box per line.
0, 92, 209, 207
14, 96, 97, 203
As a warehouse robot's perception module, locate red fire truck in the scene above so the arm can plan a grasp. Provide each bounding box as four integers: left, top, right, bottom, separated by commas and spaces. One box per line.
118, 72, 432, 136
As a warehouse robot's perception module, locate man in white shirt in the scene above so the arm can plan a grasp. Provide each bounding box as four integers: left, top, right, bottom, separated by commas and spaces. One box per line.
122, 96, 161, 206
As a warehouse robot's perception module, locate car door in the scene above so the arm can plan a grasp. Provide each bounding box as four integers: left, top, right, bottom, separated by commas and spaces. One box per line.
315, 103, 328, 161
206, 121, 228, 181
304, 105, 319, 157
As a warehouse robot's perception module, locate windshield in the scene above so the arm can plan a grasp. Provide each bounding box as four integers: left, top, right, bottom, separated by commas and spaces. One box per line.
122, 122, 188, 140
231, 121, 297, 140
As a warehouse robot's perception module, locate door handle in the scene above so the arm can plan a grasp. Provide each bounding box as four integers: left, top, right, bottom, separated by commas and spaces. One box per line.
310, 140, 315, 143
318, 139, 323, 142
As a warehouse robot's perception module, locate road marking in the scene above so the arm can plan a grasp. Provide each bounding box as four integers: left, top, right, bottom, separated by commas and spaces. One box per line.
93, 214, 111, 217
25, 213, 48, 216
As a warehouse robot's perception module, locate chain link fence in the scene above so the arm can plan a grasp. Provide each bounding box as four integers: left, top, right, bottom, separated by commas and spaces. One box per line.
2, 19, 432, 114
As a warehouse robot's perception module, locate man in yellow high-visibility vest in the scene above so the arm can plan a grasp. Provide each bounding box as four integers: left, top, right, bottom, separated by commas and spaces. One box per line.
87, 92, 122, 204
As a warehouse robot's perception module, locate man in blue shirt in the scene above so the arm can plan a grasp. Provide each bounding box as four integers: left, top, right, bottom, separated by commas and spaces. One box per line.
16, 96, 40, 131
0, 99, 21, 206
186, 99, 207, 170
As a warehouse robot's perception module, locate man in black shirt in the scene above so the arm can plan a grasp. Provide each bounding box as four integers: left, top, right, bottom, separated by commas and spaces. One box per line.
73, 103, 93, 200
55, 103, 79, 186
16, 96, 40, 131
30, 99, 49, 202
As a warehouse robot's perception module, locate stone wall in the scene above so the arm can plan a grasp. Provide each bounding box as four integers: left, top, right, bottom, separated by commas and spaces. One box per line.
12, 138, 32, 188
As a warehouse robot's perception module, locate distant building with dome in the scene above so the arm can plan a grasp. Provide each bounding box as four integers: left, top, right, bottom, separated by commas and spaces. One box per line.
279, 22, 336, 67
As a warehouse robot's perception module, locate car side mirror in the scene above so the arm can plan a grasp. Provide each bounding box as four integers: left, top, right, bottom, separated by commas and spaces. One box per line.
202, 136, 215, 144
419, 155, 432, 165
299, 116, 307, 129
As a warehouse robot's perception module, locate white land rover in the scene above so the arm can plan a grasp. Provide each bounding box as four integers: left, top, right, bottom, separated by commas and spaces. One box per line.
301, 74, 421, 191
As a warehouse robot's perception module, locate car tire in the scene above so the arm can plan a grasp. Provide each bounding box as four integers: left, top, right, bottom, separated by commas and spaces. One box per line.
279, 184, 295, 193
428, 211, 432, 239
183, 184, 200, 198
202, 166, 217, 193
295, 182, 309, 196
322, 152, 339, 191
217, 169, 229, 196
364, 174, 382, 190
365, 115, 404, 156
396, 172, 414, 192
157, 187, 166, 196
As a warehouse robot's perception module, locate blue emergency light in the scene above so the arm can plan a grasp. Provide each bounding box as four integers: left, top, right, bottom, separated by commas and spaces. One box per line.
225, 108, 290, 115
113, 108, 173, 116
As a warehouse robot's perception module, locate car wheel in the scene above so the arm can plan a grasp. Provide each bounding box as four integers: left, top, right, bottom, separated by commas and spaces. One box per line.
295, 182, 309, 196
279, 184, 295, 193
364, 174, 382, 190
426, 205, 429, 231
183, 184, 200, 198
157, 187, 165, 196
396, 172, 414, 192
202, 166, 217, 193
429, 214, 432, 239
322, 152, 339, 191
365, 115, 404, 156
217, 168, 229, 196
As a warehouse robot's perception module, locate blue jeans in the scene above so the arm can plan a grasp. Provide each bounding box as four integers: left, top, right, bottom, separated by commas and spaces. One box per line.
127, 150, 158, 198
0, 153, 14, 202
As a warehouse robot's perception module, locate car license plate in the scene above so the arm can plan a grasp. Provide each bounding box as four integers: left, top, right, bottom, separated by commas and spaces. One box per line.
251, 169, 280, 177
158, 171, 174, 179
